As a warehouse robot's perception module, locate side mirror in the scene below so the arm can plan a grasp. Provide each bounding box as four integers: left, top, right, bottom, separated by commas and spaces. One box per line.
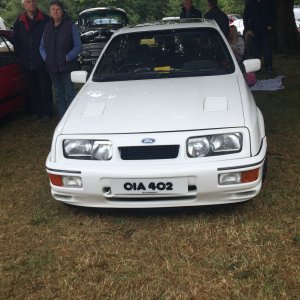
71, 71, 88, 84
243, 59, 261, 73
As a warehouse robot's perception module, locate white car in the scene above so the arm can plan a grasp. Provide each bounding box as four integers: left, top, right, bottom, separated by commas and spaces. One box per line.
295, 6, 300, 33
0, 17, 7, 30
162, 17, 180, 21
232, 19, 244, 36
294, 6, 300, 23
46, 19, 267, 208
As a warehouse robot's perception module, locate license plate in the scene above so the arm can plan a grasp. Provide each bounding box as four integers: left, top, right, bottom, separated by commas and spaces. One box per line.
111, 178, 188, 195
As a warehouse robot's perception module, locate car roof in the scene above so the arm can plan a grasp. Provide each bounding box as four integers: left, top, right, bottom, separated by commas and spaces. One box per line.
116, 19, 220, 35
79, 7, 127, 16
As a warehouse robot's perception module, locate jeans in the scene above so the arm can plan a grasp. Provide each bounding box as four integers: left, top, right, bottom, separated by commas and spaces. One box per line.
49, 71, 76, 118
22, 68, 53, 117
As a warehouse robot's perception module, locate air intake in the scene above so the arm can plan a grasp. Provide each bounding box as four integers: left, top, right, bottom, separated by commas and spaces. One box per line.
119, 145, 179, 160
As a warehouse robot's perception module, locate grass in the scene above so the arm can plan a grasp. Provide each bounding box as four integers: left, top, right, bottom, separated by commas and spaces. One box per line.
0, 54, 299, 299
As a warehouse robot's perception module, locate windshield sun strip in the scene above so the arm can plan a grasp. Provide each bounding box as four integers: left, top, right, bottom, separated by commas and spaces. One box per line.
92, 28, 235, 81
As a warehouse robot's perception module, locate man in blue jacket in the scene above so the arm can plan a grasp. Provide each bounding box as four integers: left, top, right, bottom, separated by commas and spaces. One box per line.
13, 0, 53, 121
243, 0, 277, 72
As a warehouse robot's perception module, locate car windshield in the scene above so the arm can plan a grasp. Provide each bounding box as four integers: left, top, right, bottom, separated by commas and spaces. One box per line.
0, 35, 15, 67
79, 10, 127, 27
93, 28, 235, 82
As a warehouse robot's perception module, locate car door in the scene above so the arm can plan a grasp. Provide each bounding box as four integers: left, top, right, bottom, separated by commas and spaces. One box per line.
0, 31, 27, 118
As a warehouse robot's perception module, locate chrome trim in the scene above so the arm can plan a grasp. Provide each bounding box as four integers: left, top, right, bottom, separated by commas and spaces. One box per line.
218, 158, 265, 171
46, 168, 81, 174
254, 139, 264, 157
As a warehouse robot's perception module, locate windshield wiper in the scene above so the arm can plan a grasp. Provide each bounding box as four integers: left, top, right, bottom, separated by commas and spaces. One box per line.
93, 73, 134, 82
93, 71, 172, 82
176, 68, 230, 76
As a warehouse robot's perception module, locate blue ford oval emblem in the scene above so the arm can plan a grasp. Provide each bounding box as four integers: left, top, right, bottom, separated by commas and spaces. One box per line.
142, 138, 156, 144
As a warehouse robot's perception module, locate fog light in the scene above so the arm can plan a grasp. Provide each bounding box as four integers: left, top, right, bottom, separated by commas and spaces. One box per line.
62, 176, 82, 188
219, 168, 260, 185
219, 172, 241, 185
48, 174, 63, 186
241, 169, 259, 183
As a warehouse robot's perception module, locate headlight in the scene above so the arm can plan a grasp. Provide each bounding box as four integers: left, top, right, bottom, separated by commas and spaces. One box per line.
187, 133, 242, 158
63, 140, 112, 160
64, 140, 93, 158
211, 133, 242, 153
92, 141, 112, 160
187, 137, 210, 157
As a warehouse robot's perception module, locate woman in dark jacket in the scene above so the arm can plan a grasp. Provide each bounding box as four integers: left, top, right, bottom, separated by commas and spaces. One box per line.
40, 0, 81, 118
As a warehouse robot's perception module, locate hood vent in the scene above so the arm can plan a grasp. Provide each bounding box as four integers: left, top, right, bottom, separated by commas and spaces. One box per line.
204, 97, 228, 112
82, 102, 106, 117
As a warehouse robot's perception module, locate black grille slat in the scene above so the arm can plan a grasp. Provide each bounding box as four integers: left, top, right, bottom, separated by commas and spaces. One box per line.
119, 145, 179, 160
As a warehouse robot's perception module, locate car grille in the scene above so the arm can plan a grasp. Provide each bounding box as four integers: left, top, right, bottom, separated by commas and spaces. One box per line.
119, 145, 180, 160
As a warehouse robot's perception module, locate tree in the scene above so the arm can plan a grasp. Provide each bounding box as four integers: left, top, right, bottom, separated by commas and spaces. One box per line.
218, 0, 244, 14
275, 0, 300, 51
1, 0, 299, 50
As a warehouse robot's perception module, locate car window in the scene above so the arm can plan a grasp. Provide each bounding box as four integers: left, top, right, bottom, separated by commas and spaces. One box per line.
93, 28, 235, 82
0, 35, 15, 67
79, 11, 127, 27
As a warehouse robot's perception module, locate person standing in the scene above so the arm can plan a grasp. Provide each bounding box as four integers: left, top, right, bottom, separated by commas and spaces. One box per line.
13, 0, 53, 122
204, 0, 229, 38
180, 0, 202, 19
243, 0, 277, 72
40, 0, 81, 119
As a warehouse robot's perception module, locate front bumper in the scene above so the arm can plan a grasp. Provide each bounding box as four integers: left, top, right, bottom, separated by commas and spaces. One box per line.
46, 137, 267, 208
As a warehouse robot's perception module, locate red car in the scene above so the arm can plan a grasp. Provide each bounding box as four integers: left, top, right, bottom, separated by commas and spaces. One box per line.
0, 30, 27, 118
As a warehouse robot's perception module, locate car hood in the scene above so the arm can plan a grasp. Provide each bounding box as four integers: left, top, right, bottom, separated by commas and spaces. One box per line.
62, 74, 244, 134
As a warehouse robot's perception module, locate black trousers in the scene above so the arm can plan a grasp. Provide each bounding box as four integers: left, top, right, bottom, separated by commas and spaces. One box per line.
252, 30, 273, 70
22, 68, 53, 117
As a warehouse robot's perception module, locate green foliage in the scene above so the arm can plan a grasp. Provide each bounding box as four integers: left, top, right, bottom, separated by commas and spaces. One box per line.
1, 0, 48, 26
1, 0, 23, 26
1, 0, 247, 26
218, 0, 245, 15
1, 0, 298, 27
0, 0, 6, 10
